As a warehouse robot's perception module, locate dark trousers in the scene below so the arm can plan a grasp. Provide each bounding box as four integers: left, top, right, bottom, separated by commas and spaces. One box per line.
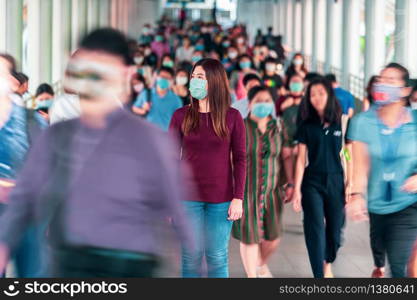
53, 247, 159, 278
301, 173, 345, 278
369, 202, 417, 278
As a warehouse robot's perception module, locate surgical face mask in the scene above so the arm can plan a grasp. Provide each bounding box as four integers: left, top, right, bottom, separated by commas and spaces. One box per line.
372, 83, 403, 106
192, 56, 202, 63
142, 27, 150, 35
133, 83, 144, 93
265, 63, 276, 73
293, 58, 303, 66
237, 38, 244, 44
176, 76, 188, 86
36, 99, 53, 110
195, 44, 205, 51
290, 82, 304, 93
240, 61, 251, 70
64, 59, 126, 103
144, 49, 151, 56
223, 41, 231, 48
155, 35, 164, 42
252, 102, 274, 118
162, 60, 174, 68
134, 56, 144, 65
157, 78, 170, 90
228, 52, 238, 60
189, 78, 208, 100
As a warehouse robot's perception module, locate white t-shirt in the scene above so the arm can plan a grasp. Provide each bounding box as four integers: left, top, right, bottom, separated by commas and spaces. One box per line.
176, 46, 194, 63
49, 93, 81, 124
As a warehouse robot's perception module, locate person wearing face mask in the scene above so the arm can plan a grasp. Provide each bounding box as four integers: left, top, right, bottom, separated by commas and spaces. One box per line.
347, 63, 417, 278
262, 57, 284, 102
285, 53, 308, 84
139, 24, 153, 45
191, 50, 204, 65
230, 55, 257, 101
176, 36, 194, 64
0, 28, 193, 278
33, 83, 54, 123
133, 67, 182, 131
409, 84, 417, 110
291, 77, 349, 278
222, 46, 239, 77
151, 32, 170, 61
232, 86, 289, 278
169, 58, 246, 278
160, 54, 175, 69
325, 74, 355, 118
173, 69, 190, 106
130, 74, 147, 106
141, 44, 158, 69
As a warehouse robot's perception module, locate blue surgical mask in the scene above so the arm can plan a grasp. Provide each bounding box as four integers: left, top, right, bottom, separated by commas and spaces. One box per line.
157, 78, 170, 90
372, 83, 403, 106
192, 56, 202, 63
252, 102, 274, 118
189, 78, 208, 100
36, 99, 53, 110
162, 61, 174, 68
240, 61, 251, 70
195, 45, 205, 51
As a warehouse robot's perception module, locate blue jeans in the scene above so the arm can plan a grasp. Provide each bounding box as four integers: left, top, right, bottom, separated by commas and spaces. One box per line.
181, 201, 233, 278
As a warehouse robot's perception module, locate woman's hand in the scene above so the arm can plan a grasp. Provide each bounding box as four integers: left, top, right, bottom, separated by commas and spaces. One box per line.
402, 175, 417, 194
284, 184, 294, 203
228, 198, 243, 221
291, 189, 302, 213
345, 194, 368, 222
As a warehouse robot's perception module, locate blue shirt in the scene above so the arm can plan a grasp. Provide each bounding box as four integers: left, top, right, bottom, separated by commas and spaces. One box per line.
134, 89, 183, 131
347, 109, 417, 214
334, 87, 355, 115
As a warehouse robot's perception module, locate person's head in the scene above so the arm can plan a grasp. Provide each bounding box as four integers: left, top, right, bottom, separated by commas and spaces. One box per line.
292, 53, 304, 67
161, 54, 175, 68
259, 45, 269, 59
300, 77, 341, 124
131, 73, 146, 95
155, 32, 165, 43
183, 58, 230, 138
324, 73, 338, 88
222, 38, 231, 49
227, 46, 238, 60
267, 26, 273, 34
304, 72, 321, 87
243, 73, 262, 93
248, 86, 275, 119
35, 83, 54, 100
175, 68, 189, 87
191, 50, 204, 64
194, 40, 205, 52
372, 63, 412, 107
264, 57, 277, 74
182, 36, 191, 47
63, 28, 136, 113
156, 66, 175, 91
13, 72, 29, 95
287, 74, 304, 95
238, 54, 252, 71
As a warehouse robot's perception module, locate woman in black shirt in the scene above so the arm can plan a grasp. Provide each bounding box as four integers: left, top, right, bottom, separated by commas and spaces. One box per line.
291, 77, 346, 278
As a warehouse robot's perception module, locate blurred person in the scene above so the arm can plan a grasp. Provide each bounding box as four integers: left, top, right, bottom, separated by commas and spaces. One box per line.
151, 32, 170, 60
254, 29, 265, 46
304, 72, 322, 88
325, 73, 355, 118
279, 74, 305, 197
291, 77, 347, 278
285, 53, 308, 83
139, 24, 153, 45
222, 45, 239, 77
347, 63, 417, 278
176, 36, 194, 64
230, 54, 257, 101
0, 28, 193, 278
34, 83, 54, 121
12, 72, 31, 107
132, 66, 182, 131
142, 43, 158, 68
169, 58, 246, 278
409, 84, 417, 110
191, 50, 204, 65
232, 86, 288, 278
362, 75, 378, 112
130, 73, 147, 106
160, 54, 175, 69
232, 73, 276, 119
262, 57, 284, 102
173, 68, 190, 106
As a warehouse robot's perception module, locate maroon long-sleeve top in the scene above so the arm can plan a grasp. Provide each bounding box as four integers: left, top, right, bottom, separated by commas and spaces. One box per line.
169, 106, 246, 203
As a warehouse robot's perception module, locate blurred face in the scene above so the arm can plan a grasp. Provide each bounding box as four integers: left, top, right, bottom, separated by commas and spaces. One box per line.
245, 79, 261, 92
183, 38, 190, 47
376, 68, 410, 98
64, 50, 134, 112
289, 75, 304, 94
249, 90, 274, 111
36, 92, 53, 102
411, 91, 417, 103
310, 84, 328, 115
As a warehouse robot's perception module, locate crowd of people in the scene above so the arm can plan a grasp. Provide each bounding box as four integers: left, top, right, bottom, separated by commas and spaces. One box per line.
0, 16, 416, 279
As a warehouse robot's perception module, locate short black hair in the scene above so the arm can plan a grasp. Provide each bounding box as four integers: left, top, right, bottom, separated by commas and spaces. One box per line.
300, 77, 342, 125
385, 62, 410, 86
264, 57, 277, 64
304, 72, 322, 83
158, 66, 175, 78
79, 28, 134, 65
243, 73, 261, 87
0, 53, 17, 72
248, 85, 272, 102
324, 73, 337, 83
13, 72, 29, 85
35, 83, 54, 97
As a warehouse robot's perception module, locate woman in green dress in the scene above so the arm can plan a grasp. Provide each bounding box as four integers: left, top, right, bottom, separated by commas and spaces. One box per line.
232, 86, 289, 278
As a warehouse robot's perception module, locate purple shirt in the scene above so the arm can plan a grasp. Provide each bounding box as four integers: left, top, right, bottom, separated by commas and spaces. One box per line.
151, 41, 170, 60
169, 107, 246, 203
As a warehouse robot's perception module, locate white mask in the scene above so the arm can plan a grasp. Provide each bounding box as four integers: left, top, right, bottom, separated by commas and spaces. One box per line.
133, 83, 144, 93
411, 101, 417, 110
176, 76, 188, 86
228, 52, 238, 60
134, 56, 144, 65
265, 64, 276, 73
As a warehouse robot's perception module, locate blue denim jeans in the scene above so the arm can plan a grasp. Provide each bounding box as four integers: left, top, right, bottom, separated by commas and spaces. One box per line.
181, 201, 233, 278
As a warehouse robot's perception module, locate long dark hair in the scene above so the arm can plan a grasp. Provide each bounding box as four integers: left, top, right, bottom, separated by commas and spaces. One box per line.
366, 75, 378, 104
182, 58, 231, 138
299, 77, 342, 125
